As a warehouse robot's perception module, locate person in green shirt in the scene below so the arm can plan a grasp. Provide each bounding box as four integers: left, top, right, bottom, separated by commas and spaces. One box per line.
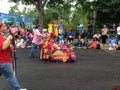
77, 18, 84, 37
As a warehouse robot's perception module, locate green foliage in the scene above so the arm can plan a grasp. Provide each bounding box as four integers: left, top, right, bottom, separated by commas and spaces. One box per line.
43, 8, 58, 28
8, 0, 95, 32
92, 0, 120, 28
9, 5, 21, 15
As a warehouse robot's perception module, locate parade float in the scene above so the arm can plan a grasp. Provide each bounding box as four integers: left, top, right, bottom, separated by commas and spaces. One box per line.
40, 34, 76, 62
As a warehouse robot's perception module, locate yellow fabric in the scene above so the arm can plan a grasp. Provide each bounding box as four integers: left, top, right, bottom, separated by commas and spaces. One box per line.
48, 24, 53, 33
54, 24, 58, 37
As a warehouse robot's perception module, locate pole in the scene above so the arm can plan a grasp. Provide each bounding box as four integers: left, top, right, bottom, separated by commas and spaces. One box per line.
30, 3, 31, 28
93, 18, 95, 34
93, 10, 97, 33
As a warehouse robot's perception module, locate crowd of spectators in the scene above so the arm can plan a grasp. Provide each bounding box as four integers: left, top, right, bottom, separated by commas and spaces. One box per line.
6, 18, 120, 51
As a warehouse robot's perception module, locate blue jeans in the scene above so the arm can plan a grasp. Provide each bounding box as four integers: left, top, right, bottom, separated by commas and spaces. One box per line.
29, 43, 38, 57
88, 28, 93, 39
79, 27, 84, 36
0, 63, 21, 90
26, 39, 31, 46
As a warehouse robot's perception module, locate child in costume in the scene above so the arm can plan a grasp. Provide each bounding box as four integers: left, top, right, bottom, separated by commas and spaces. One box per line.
48, 21, 53, 34
53, 21, 59, 38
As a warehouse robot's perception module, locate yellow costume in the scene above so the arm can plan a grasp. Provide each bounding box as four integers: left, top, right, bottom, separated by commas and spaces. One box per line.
53, 23, 58, 37
48, 23, 53, 33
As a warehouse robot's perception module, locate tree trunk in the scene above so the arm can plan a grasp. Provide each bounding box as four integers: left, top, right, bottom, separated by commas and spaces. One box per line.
39, 8, 44, 27
35, 0, 48, 27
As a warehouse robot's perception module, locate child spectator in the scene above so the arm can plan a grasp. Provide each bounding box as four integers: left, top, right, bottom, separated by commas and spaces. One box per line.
58, 31, 64, 46
16, 36, 24, 48
88, 37, 100, 49
93, 31, 101, 41
108, 35, 117, 50
66, 28, 75, 46
24, 30, 33, 48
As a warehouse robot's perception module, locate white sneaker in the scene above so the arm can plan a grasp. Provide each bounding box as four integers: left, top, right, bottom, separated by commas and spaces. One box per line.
21, 89, 27, 90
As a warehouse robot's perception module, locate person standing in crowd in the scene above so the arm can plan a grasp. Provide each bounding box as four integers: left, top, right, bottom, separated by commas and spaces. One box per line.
29, 25, 45, 58
109, 23, 116, 36
117, 23, 120, 41
58, 31, 64, 46
88, 20, 93, 39
58, 20, 64, 34
77, 18, 84, 37
101, 25, 109, 46
0, 21, 27, 90
57, 16, 62, 24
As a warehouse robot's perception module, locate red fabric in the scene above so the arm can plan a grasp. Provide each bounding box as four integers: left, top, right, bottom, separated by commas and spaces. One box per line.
91, 41, 98, 49
0, 35, 11, 63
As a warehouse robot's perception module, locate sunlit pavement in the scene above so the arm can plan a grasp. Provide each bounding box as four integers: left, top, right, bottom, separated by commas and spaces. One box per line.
0, 48, 120, 90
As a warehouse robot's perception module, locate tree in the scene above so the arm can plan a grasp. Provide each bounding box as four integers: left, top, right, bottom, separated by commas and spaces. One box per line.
91, 0, 120, 28
9, 0, 49, 26
9, 0, 76, 27
9, 5, 21, 15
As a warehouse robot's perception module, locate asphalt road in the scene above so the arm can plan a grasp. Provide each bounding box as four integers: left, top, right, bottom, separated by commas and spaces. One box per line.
0, 48, 120, 90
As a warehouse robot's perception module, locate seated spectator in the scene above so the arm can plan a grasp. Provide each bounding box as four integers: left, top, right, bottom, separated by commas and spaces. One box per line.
108, 35, 117, 50
16, 36, 24, 48
24, 31, 33, 48
67, 28, 75, 46
88, 37, 100, 49
116, 40, 120, 50
74, 35, 88, 48
10, 24, 19, 39
93, 31, 101, 41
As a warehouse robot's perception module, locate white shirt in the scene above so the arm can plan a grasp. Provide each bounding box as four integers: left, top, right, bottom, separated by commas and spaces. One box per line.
117, 26, 120, 35
79, 23, 84, 28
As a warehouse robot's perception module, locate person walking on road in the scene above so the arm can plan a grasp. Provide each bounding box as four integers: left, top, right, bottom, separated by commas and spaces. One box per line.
29, 25, 45, 58
0, 21, 27, 90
